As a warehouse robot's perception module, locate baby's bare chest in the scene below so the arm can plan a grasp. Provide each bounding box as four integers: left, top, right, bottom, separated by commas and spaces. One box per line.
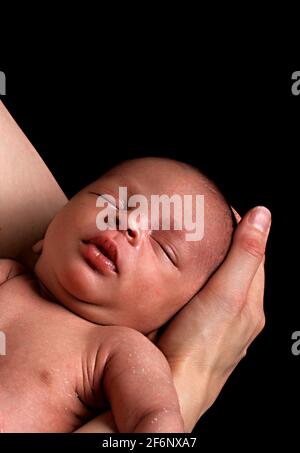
0, 275, 108, 432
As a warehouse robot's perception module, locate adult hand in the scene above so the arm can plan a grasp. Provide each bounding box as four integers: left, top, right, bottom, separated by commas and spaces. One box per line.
153, 206, 271, 432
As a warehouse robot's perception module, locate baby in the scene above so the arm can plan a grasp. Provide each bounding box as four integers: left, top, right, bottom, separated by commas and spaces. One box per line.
0, 157, 234, 433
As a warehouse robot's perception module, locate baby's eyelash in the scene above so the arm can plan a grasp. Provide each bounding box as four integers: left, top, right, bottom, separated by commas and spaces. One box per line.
151, 236, 177, 267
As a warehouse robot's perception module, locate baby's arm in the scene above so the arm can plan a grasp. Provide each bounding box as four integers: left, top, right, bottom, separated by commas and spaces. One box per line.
100, 328, 184, 433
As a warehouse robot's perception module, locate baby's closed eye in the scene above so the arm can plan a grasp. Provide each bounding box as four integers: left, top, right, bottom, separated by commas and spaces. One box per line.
150, 236, 177, 267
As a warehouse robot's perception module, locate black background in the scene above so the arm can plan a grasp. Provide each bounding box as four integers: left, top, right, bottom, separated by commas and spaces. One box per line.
1, 46, 298, 448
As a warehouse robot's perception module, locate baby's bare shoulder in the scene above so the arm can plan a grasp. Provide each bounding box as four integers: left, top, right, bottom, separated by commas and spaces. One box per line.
84, 325, 144, 372
75, 325, 138, 409
0, 258, 28, 286
99, 325, 155, 356
92, 326, 167, 385
82, 326, 155, 394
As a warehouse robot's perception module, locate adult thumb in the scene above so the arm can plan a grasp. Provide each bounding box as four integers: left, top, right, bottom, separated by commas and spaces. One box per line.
204, 206, 271, 302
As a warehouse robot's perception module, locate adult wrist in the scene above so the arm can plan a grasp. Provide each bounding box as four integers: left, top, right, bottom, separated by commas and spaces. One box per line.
170, 360, 210, 432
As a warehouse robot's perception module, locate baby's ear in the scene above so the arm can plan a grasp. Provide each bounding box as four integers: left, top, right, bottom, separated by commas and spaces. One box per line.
32, 239, 44, 255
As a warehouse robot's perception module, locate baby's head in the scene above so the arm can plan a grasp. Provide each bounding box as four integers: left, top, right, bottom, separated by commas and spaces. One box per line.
34, 157, 235, 334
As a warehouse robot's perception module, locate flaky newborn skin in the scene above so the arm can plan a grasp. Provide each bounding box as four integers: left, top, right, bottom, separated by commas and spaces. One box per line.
0, 263, 183, 433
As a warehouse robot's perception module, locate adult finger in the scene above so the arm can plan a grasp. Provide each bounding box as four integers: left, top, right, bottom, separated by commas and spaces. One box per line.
231, 207, 241, 223
247, 258, 265, 312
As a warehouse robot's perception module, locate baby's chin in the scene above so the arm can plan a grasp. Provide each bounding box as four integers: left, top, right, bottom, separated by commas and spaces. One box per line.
36, 252, 103, 304
36, 275, 114, 326
35, 260, 169, 334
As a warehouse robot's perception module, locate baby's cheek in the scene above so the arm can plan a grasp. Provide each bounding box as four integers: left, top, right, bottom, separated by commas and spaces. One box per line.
134, 278, 158, 299
154, 287, 162, 297
127, 278, 164, 312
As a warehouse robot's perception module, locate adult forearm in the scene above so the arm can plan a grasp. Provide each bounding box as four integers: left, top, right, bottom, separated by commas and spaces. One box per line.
170, 361, 210, 433
0, 101, 67, 267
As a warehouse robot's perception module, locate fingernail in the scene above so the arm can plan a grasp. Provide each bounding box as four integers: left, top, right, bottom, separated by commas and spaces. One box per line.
248, 206, 271, 233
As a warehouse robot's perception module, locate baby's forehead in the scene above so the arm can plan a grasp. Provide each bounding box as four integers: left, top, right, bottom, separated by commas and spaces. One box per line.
95, 159, 204, 197
90, 162, 223, 238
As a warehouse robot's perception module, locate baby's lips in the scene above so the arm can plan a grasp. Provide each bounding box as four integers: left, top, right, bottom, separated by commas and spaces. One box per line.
83, 236, 119, 272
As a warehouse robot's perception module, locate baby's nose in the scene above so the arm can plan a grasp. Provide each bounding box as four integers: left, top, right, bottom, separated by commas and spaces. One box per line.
118, 208, 150, 246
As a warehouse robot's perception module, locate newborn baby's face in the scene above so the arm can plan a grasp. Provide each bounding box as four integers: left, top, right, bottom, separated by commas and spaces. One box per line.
34, 158, 232, 334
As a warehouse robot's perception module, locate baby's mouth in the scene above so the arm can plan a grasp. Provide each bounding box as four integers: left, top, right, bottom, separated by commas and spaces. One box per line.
81, 237, 119, 274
